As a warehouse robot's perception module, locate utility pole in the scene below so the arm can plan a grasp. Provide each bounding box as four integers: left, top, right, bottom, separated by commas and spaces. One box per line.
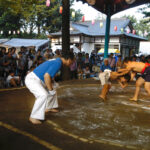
62, 0, 70, 56
61, 0, 70, 80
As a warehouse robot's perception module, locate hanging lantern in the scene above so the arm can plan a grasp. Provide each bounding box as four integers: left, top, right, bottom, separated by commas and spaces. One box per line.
72, 11, 75, 18
144, 31, 148, 36
17, 30, 20, 34
86, 0, 96, 5
59, 6, 63, 14
120, 28, 124, 33
9, 31, 11, 34
132, 30, 136, 34
125, 0, 136, 4
13, 31, 16, 34
46, 0, 50, 7
114, 26, 117, 31
100, 22, 103, 28
82, 16, 85, 22
138, 30, 142, 36
127, 29, 130, 34
92, 20, 95, 25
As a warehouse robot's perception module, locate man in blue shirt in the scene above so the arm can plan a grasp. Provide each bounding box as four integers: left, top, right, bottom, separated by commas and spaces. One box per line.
100, 58, 112, 72
25, 52, 75, 124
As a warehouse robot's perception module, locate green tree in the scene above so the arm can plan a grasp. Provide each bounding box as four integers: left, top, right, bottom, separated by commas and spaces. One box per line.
0, 0, 83, 38
122, 15, 150, 39
138, 4, 150, 39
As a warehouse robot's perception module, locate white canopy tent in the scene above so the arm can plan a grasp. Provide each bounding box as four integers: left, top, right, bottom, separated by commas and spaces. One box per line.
0, 39, 9, 44
0, 38, 50, 51
51, 44, 80, 53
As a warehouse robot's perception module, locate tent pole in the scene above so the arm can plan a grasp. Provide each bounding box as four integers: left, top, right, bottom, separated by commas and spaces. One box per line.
104, 5, 111, 59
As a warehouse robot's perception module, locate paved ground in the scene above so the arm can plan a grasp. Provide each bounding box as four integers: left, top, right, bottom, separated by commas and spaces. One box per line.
0, 79, 150, 150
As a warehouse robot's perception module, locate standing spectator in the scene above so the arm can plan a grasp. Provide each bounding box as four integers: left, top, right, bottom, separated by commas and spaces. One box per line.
2, 51, 16, 78
28, 56, 34, 70
140, 55, 146, 63
116, 55, 122, 71
89, 54, 96, 72
108, 53, 116, 71
44, 49, 54, 59
33, 49, 43, 65
70, 58, 77, 79
17, 52, 26, 86
1, 47, 6, 57
11, 47, 17, 59
84, 53, 90, 66
54, 49, 61, 58
36, 56, 44, 66
132, 55, 137, 62
77, 52, 84, 69
44, 53, 50, 61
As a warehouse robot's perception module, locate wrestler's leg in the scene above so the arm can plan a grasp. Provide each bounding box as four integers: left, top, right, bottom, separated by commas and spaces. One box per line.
144, 82, 150, 96
130, 77, 145, 101
99, 84, 111, 100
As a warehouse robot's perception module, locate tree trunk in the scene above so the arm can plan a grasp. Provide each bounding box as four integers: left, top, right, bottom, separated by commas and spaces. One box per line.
61, 0, 71, 80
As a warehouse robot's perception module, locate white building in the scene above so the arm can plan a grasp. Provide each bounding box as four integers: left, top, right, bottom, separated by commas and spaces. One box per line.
49, 18, 147, 58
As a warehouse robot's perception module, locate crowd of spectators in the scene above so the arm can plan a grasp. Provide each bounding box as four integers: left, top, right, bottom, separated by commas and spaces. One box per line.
0, 45, 150, 88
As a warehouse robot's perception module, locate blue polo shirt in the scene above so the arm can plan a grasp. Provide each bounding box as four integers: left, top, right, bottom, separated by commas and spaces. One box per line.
33, 58, 62, 82
100, 64, 112, 72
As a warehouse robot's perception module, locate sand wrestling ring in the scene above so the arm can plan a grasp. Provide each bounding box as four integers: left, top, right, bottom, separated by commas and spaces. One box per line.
55, 80, 150, 150
1, 79, 150, 150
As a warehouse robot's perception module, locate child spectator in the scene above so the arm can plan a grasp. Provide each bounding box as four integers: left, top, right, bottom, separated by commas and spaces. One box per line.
77, 64, 83, 79
83, 65, 91, 78
6, 70, 21, 87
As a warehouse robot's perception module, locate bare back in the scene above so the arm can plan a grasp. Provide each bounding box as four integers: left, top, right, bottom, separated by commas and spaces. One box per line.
126, 61, 145, 73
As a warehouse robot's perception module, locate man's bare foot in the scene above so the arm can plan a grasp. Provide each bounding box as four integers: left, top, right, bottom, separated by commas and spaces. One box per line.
29, 118, 42, 124
99, 95, 106, 101
129, 97, 138, 101
45, 108, 59, 113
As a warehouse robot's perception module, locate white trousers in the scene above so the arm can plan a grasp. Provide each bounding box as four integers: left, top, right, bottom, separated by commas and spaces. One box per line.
25, 72, 58, 120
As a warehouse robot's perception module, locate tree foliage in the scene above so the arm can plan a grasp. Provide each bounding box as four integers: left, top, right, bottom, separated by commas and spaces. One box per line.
122, 15, 150, 40
0, 0, 83, 38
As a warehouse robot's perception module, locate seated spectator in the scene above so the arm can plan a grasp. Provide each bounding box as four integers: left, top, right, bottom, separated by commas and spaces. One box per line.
77, 64, 83, 79
83, 65, 91, 78
100, 59, 112, 72
6, 70, 21, 87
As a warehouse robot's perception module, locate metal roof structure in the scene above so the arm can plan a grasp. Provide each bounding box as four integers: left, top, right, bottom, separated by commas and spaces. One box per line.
77, 0, 150, 16
50, 18, 147, 40
76, 0, 150, 58
0, 38, 50, 51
